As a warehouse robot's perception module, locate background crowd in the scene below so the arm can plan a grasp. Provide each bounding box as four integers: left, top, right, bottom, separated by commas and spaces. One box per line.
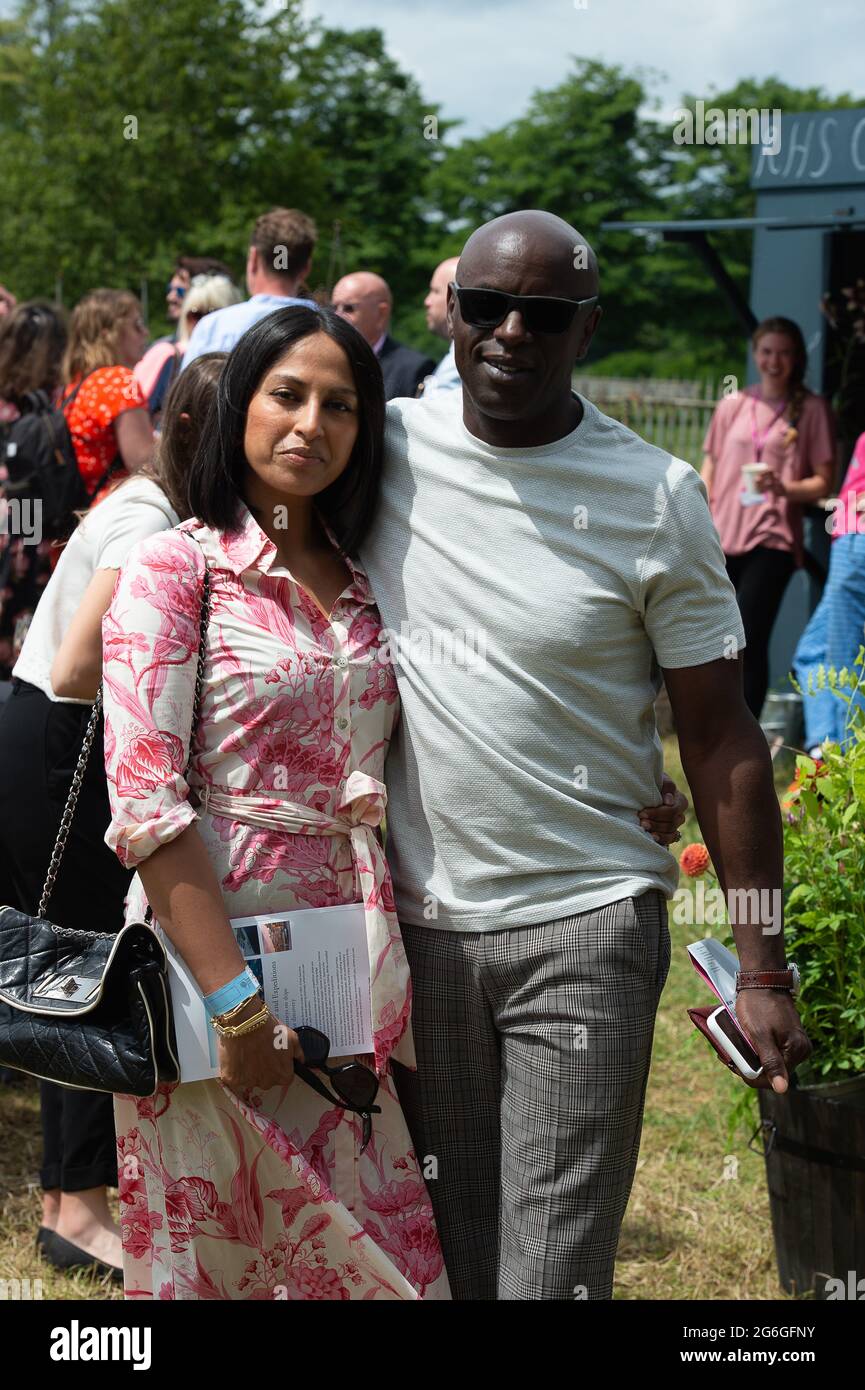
0, 219, 862, 1295
0, 207, 463, 688
0, 205, 468, 1281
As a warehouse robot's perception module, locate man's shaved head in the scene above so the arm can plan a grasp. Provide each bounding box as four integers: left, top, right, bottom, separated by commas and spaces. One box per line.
456, 211, 598, 301
332, 271, 393, 348
447, 209, 602, 447
425, 255, 461, 337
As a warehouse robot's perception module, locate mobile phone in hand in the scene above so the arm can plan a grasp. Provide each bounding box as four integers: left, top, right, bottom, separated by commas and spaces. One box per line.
706, 1005, 763, 1080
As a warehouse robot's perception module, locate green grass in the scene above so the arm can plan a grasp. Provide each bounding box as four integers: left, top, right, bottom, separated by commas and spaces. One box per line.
0, 1081, 123, 1301
616, 908, 779, 1300
615, 734, 800, 1300
0, 734, 800, 1301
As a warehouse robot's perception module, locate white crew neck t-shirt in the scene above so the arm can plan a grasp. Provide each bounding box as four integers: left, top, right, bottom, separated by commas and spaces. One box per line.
14, 476, 179, 703
360, 389, 745, 932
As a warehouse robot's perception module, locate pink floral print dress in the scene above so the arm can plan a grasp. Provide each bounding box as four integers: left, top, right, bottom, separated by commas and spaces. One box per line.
101, 506, 449, 1300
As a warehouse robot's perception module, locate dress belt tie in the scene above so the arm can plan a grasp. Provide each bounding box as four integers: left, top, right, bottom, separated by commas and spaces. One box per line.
193, 770, 414, 1074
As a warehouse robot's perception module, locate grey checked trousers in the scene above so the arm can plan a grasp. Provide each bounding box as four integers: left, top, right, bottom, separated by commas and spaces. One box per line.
394, 891, 671, 1300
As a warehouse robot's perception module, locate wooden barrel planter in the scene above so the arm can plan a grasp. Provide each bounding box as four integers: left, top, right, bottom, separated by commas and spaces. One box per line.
753, 1077, 865, 1298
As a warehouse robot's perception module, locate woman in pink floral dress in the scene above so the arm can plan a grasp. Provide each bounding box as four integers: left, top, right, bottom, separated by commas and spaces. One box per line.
101, 306, 449, 1300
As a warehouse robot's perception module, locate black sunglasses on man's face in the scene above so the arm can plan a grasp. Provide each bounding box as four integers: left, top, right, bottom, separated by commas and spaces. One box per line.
451, 281, 598, 335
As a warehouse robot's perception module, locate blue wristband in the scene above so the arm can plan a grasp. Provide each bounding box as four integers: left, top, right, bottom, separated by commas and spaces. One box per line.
203, 967, 261, 1020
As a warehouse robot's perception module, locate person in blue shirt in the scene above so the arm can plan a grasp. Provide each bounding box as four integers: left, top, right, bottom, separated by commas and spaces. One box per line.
420, 256, 462, 398
182, 208, 318, 369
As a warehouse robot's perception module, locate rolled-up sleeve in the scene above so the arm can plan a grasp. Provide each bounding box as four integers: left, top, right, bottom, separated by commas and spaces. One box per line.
102, 529, 205, 868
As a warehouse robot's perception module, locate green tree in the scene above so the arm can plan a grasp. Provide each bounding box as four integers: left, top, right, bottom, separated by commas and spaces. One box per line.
622, 78, 865, 377
428, 68, 865, 380
3, 12, 863, 377
288, 26, 453, 342
1, 0, 320, 317
0, 1, 446, 346
427, 58, 663, 361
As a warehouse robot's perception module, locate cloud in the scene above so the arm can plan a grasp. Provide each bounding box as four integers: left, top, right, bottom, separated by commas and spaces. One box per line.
2, 0, 858, 141
302, 0, 864, 138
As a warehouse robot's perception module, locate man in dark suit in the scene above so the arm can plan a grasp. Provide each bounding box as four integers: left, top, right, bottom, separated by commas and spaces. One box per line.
332, 271, 435, 400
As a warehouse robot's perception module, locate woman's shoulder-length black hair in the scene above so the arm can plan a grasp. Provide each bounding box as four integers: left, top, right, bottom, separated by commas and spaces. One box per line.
187, 304, 385, 556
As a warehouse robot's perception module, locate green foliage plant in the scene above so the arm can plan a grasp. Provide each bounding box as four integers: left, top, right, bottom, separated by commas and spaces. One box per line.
783, 653, 865, 1083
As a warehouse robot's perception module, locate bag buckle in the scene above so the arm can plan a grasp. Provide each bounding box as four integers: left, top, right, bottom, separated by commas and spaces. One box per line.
31, 972, 101, 1004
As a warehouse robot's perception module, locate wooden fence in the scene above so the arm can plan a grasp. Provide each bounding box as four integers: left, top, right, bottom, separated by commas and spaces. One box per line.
572, 375, 722, 469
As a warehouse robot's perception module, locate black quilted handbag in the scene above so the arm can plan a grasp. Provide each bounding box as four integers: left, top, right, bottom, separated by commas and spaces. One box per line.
0, 560, 210, 1096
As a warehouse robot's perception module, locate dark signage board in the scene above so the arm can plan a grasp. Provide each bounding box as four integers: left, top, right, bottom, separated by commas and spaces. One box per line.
752, 109, 865, 189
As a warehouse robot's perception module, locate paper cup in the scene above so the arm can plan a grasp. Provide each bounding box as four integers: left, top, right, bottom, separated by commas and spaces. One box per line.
740, 462, 767, 506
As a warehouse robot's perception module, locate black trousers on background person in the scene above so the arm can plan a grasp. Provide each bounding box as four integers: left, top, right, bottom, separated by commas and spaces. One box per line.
725, 546, 796, 719
0, 678, 132, 1191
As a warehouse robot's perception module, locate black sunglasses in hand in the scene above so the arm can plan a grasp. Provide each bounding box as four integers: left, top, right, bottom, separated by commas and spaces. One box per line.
451, 281, 598, 335
293, 1026, 380, 1153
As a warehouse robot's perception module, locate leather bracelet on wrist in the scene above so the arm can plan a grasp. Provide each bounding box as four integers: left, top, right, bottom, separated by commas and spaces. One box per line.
735, 964, 799, 996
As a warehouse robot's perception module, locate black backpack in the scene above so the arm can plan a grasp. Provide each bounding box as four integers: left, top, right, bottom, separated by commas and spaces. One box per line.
0, 376, 119, 540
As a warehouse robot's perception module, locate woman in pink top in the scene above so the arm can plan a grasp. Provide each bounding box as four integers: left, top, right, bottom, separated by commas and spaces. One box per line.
101, 305, 451, 1300
101, 306, 688, 1301
702, 317, 836, 716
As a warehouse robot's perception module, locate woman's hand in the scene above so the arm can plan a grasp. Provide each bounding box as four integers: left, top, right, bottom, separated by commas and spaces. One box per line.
217, 1001, 305, 1096
753, 467, 787, 499
638, 772, 688, 845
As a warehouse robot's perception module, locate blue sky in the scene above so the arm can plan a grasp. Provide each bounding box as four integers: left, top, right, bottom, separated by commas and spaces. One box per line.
301, 0, 863, 137
1, 0, 859, 137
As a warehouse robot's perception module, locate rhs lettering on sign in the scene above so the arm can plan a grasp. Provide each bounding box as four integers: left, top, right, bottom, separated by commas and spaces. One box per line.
752, 109, 865, 188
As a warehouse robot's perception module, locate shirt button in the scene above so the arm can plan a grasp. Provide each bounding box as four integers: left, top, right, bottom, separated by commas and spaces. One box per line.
337, 717, 349, 730
335, 656, 348, 668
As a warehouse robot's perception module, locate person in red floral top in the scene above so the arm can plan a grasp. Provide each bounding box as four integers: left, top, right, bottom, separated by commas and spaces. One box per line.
61, 289, 155, 503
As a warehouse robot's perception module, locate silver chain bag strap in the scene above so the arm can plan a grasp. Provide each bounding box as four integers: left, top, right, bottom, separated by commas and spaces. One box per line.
0, 543, 210, 1095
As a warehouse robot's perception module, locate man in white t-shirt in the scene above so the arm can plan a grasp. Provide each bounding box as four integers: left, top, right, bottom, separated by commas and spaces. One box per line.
360, 210, 812, 1301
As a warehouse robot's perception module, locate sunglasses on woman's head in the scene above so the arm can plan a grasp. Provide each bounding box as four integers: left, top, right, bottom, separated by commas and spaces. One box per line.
294, 1026, 380, 1153
451, 281, 599, 335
